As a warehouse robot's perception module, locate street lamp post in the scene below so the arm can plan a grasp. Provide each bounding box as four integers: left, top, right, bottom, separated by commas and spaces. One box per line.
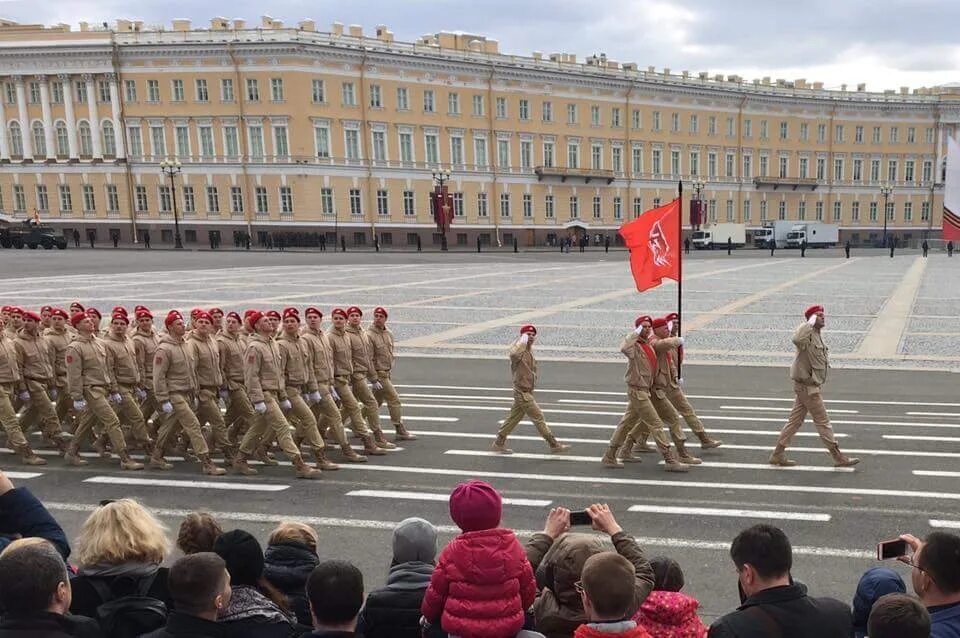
432, 168, 452, 251
160, 158, 183, 249
880, 181, 893, 248
691, 178, 706, 229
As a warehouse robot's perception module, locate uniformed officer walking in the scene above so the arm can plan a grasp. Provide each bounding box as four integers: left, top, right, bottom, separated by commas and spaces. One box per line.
218, 311, 256, 444
131, 308, 161, 431
187, 310, 234, 461
14, 311, 66, 454
769, 305, 860, 468
367, 307, 416, 441
492, 325, 570, 454
43, 308, 74, 432
0, 313, 45, 465
345, 307, 397, 451
102, 312, 153, 455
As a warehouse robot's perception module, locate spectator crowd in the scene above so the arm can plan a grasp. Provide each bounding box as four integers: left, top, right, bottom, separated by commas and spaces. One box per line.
0, 470, 957, 638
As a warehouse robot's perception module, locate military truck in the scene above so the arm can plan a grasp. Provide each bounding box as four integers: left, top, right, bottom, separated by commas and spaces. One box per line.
0, 219, 68, 249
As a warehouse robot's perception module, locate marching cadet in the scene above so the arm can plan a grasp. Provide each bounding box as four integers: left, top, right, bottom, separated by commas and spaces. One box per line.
277, 308, 339, 471
5, 307, 23, 337
186, 310, 234, 461
266, 310, 282, 337
14, 311, 66, 454
209, 308, 224, 334
327, 308, 386, 456
661, 313, 722, 450
233, 311, 320, 479
0, 313, 45, 465
345, 307, 396, 451
601, 315, 689, 473
770, 305, 860, 468
492, 325, 570, 454
367, 307, 417, 441
102, 312, 153, 454
64, 312, 144, 470
150, 311, 226, 475
43, 308, 74, 429
131, 308, 161, 431
301, 307, 366, 463
85, 308, 103, 335
218, 311, 256, 443
39, 306, 53, 330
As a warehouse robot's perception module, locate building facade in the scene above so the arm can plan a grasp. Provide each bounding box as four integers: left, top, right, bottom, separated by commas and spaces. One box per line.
0, 16, 958, 248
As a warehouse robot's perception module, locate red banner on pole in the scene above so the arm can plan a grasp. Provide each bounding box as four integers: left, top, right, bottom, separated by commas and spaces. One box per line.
618, 199, 681, 292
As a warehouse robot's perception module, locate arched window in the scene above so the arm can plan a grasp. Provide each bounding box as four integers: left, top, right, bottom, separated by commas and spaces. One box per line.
55, 121, 69, 157
101, 121, 116, 156
8, 121, 22, 157
32, 121, 46, 157
78, 121, 92, 157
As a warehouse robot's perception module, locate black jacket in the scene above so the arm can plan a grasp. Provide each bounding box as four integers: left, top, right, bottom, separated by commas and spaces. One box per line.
356, 561, 443, 638
141, 612, 225, 638
0, 612, 102, 638
68, 568, 171, 621
0, 488, 70, 560
263, 543, 318, 627
708, 584, 853, 638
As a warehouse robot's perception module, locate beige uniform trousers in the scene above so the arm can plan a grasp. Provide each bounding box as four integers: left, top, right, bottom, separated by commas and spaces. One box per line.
18, 379, 62, 439
311, 392, 350, 449
334, 375, 370, 437
74, 386, 129, 454
610, 388, 672, 450
351, 373, 383, 434
155, 392, 208, 457
651, 392, 686, 444
239, 390, 299, 457
139, 389, 160, 435
373, 370, 403, 426
55, 385, 75, 432
497, 390, 554, 442
195, 388, 231, 450
114, 385, 151, 445
665, 387, 707, 435
0, 383, 27, 448
225, 388, 255, 440
284, 387, 324, 450
776, 382, 837, 449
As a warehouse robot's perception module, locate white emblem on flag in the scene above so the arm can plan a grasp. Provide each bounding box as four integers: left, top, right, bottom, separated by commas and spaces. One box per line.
649, 220, 670, 267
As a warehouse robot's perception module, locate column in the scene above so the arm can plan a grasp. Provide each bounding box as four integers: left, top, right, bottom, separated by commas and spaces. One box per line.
14, 76, 33, 160
84, 74, 102, 160
37, 75, 55, 161
58, 74, 78, 161
0, 78, 9, 161
108, 74, 125, 160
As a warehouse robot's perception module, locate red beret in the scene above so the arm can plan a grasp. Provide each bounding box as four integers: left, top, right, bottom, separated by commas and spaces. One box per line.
346, 306, 363, 317
9, 307, 23, 316
282, 308, 300, 322
243, 309, 258, 318
0, 306, 10, 313
226, 311, 241, 322
111, 312, 129, 325
804, 305, 824, 320
374, 306, 388, 318
282, 306, 299, 316
112, 306, 128, 316
247, 310, 266, 329
50, 308, 69, 320
265, 310, 281, 320
190, 308, 203, 319
135, 310, 153, 320
40, 305, 53, 314
305, 307, 323, 318
22, 311, 41, 323
134, 305, 150, 313
665, 312, 679, 322
86, 308, 101, 319
70, 312, 88, 328
332, 308, 347, 319
651, 317, 669, 329
164, 311, 183, 328
69, 302, 84, 311
208, 307, 224, 316
519, 324, 537, 336
635, 315, 653, 328
194, 311, 212, 323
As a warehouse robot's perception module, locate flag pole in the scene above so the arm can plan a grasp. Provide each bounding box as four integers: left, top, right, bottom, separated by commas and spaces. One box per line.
677, 179, 683, 378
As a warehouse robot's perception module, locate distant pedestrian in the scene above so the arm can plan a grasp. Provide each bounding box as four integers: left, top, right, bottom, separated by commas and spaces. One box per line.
416, 236, 421, 252
341, 236, 347, 252
727, 236, 733, 255
111, 230, 119, 248
922, 240, 929, 257
949, 241, 954, 257
143, 230, 151, 249
769, 238, 775, 257
87, 229, 95, 248
889, 237, 896, 258
605, 236, 610, 253
684, 237, 690, 254
209, 233, 216, 250
800, 239, 807, 258
320, 235, 326, 251
844, 240, 850, 259
72, 229, 80, 248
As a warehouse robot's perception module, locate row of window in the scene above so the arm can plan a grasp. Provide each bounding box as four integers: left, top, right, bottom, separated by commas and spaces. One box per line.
3, 79, 114, 107
5, 120, 117, 158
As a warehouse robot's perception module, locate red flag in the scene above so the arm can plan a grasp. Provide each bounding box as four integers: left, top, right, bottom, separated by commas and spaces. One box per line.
945, 205, 960, 241
619, 199, 681, 292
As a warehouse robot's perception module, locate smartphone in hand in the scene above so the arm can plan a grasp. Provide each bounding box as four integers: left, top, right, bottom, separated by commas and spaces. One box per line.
569, 510, 592, 526
877, 538, 908, 560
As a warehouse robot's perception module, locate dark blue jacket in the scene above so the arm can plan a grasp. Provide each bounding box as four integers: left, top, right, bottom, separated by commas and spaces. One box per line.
0, 487, 69, 560
931, 602, 960, 638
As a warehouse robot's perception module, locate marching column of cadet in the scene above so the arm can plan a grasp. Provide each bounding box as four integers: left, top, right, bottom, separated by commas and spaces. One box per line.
0, 303, 414, 479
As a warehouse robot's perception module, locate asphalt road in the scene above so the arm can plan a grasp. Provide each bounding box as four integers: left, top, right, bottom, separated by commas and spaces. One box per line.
8, 356, 957, 622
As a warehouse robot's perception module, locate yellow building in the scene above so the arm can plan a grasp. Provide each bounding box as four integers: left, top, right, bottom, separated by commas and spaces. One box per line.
0, 16, 958, 248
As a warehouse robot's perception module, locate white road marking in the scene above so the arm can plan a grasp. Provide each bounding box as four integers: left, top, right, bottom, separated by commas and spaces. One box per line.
906, 412, 960, 417
930, 520, 960, 529
436, 426, 848, 439
720, 443, 960, 459
626, 504, 831, 522
884, 435, 960, 443
39, 501, 872, 558
82, 476, 289, 492
914, 470, 960, 478
346, 489, 551, 507
857, 257, 927, 357
719, 405, 860, 414
3, 471, 43, 479
443, 449, 855, 472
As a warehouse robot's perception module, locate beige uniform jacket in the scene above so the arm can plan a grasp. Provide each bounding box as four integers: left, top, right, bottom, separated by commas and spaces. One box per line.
327, 327, 354, 378
366, 325, 396, 372
301, 328, 334, 387
244, 334, 286, 404
650, 337, 684, 395
65, 334, 112, 400
187, 332, 223, 389
0, 333, 21, 385
509, 341, 537, 392
621, 333, 678, 391
790, 323, 829, 387
102, 333, 141, 390
43, 328, 71, 387
14, 331, 54, 384
132, 330, 160, 387
153, 334, 198, 402
345, 326, 377, 382
216, 332, 246, 391
278, 332, 317, 392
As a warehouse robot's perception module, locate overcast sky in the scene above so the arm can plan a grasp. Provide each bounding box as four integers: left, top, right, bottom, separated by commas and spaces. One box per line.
8, 0, 960, 92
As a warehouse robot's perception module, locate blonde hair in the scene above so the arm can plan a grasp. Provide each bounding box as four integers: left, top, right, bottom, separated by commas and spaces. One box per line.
268, 521, 319, 553
0, 536, 50, 558
75, 499, 170, 567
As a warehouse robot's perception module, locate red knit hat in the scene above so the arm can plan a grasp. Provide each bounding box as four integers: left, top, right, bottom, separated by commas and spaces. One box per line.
635, 315, 653, 328
305, 307, 323, 318
70, 312, 87, 328
111, 312, 129, 325
804, 305, 824, 320
50, 308, 69, 320
651, 317, 669, 330
332, 308, 347, 320
519, 324, 537, 336
449, 480, 502, 532
282, 308, 300, 322
346, 306, 363, 317
373, 306, 388, 318
164, 310, 183, 328
22, 311, 41, 323
135, 310, 153, 320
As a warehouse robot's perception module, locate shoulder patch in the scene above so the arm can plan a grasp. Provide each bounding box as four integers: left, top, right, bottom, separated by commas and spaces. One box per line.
65, 354, 73, 364
248, 354, 256, 363
155, 355, 163, 364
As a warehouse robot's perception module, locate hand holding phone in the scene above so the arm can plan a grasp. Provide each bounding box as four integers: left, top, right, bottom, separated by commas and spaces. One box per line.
877, 538, 908, 560
569, 510, 592, 526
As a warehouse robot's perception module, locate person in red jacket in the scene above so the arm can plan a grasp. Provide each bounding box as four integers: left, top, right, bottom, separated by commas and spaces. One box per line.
575, 552, 652, 638
633, 556, 708, 638
421, 480, 537, 638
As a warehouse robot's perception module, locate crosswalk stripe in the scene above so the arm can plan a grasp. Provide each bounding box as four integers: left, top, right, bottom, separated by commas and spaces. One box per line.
443, 449, 856, 472
82, 476, 289, 492
626, 504, 831, 522
3, 471, 43, 479
346, 489, 551, 507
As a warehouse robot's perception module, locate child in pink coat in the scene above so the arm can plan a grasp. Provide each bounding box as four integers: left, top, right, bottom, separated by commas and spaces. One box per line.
633, 556, 707, 638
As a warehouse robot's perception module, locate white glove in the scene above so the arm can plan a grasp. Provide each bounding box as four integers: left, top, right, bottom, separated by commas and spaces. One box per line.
807, 313, 818, 326
677, 337, 685, 346
160, 401, 173, 414
667, 321, 674, 333
254, 402, 267, 414
634, 325, 644, 335
134, 388, 147, 401
310, 391, 322, 402
519, 333, 530, 344
279, 399, 292, 411
73, 399, 87, 411
678, 377, 684, 387
373, 381, 384, 391
109, 392, 122, 404
18, 390, 30, 401
330, 386, 340, 402
219, 388, 230, 400
49, 387, 58, 400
